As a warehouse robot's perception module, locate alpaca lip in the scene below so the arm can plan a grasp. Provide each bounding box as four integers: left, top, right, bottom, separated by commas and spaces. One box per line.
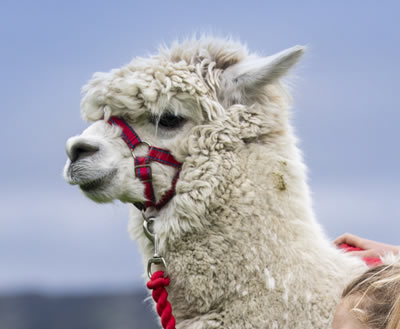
79, 169, 117, 191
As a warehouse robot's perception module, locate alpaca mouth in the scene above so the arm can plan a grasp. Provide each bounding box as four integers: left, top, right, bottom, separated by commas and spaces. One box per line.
79, 169, 117, 191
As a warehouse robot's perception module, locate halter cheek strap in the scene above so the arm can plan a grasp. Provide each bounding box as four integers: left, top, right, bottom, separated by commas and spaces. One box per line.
108, 116, 182, 210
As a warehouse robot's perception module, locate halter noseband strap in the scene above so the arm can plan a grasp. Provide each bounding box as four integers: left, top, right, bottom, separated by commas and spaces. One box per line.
108, 116, 182, 210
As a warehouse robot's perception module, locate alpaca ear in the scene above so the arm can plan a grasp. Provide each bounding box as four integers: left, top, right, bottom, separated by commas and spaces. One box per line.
220, 45, 305, 105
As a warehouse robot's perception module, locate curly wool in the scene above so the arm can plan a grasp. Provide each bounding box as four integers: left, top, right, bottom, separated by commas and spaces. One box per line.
77, 37, 368, 329
81, 43, 228, 123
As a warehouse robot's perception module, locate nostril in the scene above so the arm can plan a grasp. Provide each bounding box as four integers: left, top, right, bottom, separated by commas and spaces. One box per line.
68, 142, 99, 162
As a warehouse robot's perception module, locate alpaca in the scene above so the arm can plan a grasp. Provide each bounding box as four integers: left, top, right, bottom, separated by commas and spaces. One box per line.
63, 37, 367, 328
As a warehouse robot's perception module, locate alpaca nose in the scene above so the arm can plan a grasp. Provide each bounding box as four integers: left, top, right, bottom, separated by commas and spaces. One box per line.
66, 138, 99, 162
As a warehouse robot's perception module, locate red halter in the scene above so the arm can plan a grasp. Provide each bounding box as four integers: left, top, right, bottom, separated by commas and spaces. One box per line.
108, 116, 182, 210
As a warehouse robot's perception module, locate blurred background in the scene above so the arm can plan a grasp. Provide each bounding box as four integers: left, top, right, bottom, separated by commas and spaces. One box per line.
0, 1, 399, 328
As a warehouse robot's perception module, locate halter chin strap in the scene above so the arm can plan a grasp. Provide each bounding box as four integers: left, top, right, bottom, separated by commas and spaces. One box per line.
108, 116, 182, 210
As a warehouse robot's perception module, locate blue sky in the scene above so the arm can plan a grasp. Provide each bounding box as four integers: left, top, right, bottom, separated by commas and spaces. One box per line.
0, 1, 399, 293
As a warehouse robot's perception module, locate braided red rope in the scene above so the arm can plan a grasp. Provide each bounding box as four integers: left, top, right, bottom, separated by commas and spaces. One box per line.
147, 271, 176, 329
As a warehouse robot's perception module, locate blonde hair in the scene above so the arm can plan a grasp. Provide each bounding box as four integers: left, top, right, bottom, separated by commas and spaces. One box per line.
342, 263, 400, 329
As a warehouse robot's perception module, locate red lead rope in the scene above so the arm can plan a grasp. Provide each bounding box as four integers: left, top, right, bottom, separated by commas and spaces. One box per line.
147, 271, 176, 329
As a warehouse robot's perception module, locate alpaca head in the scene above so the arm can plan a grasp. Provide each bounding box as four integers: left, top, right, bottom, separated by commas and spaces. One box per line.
63, 38, 305, 211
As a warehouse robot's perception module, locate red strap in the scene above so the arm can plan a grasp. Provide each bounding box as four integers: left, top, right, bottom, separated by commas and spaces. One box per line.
135, 157, 155, 208
339, 243, 382, 266
149, 147, 182, 168
154, 169, 181, 210
108, 117, 142, 149
147, 271, 176, 329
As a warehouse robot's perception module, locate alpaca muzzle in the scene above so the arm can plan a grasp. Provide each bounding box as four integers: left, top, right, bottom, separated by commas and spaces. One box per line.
107, 116, 182, 210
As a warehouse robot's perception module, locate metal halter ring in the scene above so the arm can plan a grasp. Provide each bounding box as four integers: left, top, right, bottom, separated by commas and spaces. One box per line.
130, 141, 151, 159
143, 215, 155, 243
142, 213, 168, 278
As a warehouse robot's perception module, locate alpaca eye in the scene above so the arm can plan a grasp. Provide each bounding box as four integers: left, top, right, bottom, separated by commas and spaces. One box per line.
151, 113, 186, 129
